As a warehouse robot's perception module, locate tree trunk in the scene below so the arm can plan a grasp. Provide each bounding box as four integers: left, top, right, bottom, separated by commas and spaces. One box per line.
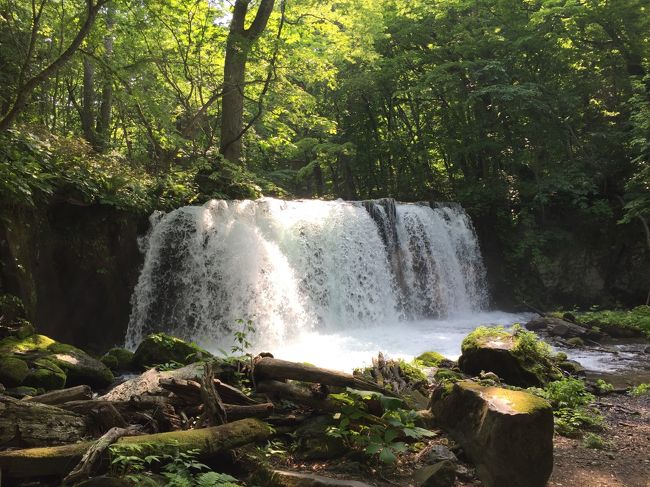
95, 3, 115, 151
81, 55, 96, 145
219, 0, 275, 163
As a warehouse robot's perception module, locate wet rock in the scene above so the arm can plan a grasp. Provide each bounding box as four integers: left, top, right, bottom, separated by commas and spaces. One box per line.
557, 360, 585, 376
458, 328, 561, 387
566, 337, 585, 347
525, 317, 587, 338
416, 351, 454, 368
414, 461, 456, 487
430, 380, 553, 487
132, 333, 212, 370
269, 470, 373, 487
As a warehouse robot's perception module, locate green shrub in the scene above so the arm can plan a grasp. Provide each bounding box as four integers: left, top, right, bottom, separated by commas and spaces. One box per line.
629, 383, 650, 397
583, 433, 607, 449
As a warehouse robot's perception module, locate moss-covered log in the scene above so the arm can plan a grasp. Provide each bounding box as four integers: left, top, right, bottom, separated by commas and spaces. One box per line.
253, 357, 386, 392
0, 418, 272, 479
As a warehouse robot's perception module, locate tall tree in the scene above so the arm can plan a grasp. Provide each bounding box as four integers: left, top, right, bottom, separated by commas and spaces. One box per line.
0, 0, 109, 131
220, 0, 275, 163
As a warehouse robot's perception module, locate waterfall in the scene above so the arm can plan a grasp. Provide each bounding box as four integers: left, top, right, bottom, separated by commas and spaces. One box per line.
125, 198, 488, 351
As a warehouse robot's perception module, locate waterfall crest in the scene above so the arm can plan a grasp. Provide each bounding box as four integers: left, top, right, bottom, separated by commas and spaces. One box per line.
125, 198, 488, 350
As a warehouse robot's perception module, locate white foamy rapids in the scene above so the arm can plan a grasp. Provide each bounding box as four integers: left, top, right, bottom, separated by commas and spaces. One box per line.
125, 198, 489, 356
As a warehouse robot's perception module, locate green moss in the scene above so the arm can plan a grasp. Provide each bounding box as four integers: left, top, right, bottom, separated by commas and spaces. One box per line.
460, 380, 551, 414
434, 368, 464, 384
24, 358, 67, 390
461, 326, 512, 353
101, 348, 135, 372
0, 334, 56, 354
398, 359, 428, 384
415, 351, 446, 367
133, 333, 212, 370
0, 356, 30, 386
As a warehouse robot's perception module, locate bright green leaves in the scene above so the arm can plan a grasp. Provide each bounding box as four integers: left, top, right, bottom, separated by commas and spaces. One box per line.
327, 388, 434, 465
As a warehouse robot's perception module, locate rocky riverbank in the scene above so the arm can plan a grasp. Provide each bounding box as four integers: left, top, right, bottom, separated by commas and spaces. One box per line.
1, 306, 649, 486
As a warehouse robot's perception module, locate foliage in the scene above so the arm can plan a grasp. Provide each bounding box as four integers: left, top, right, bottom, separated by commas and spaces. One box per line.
231, 318, 256, 356
571, 306, 650, 337
529, 378, 603, 437
629, 383, 650, 397
327, 388, 434, 465
595, 380, 614, 394
583, 433, 607, 450
109, 441, 241, 486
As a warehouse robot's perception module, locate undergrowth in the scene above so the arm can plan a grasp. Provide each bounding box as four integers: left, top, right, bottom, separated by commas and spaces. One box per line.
109, 441, 241, 486
326, 388, 434, 465
529, 377, 604, 437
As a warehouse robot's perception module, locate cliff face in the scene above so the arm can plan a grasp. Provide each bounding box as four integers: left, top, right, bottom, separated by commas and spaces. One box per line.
0, 203, 148, 353
472, 208, 650, 310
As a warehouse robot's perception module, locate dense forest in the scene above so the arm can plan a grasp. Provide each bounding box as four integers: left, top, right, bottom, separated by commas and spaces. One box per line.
1, 0, 649, 304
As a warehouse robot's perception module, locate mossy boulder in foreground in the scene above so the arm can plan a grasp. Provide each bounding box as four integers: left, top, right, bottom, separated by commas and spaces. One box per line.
430, 380, 553, 487
132, 333, 213, 371
458, 326, 561, 387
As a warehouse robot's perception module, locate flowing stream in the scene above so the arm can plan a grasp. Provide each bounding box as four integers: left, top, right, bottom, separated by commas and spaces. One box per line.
125, 198, 519, 369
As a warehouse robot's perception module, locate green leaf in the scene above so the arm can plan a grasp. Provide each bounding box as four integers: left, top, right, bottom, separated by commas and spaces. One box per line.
378, 447, 397, 464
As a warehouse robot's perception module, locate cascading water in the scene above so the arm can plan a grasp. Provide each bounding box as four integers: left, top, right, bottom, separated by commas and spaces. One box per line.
125, 197, 495, 368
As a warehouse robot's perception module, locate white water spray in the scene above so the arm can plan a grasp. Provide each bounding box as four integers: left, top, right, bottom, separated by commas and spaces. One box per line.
125, 198, 489, 360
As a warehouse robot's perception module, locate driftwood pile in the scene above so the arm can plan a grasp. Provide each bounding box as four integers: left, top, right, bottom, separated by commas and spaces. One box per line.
0, 354, 399, 484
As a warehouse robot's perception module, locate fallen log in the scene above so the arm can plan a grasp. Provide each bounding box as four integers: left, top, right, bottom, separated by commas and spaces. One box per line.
253, 357, 389, 394
256, 380, 339, 412
0, 395, 89, 448
225, 402, 274, 420
159, 377, 259, 405
23, 385, 93, 405
0, 418, 273, 479
60, 399, 175, 433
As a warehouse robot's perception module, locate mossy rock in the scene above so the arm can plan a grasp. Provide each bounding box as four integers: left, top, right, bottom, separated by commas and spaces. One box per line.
430, 380, 553, 487
0, 334, 113, 389
434, 368, 464, 384
415, 351, 447, 367
132, 333, 212, 371
458, 326, 562, 387
24, 358, 67, 390
566, 337, 585, 347
0, 356, 29, 386
101, 348, 135, 373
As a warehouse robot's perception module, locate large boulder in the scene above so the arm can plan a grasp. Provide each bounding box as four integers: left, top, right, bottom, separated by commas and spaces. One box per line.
132, 333, 213, 371
0, 334, 114, 390
430, 380, 553, 487
458, 327, 561, 387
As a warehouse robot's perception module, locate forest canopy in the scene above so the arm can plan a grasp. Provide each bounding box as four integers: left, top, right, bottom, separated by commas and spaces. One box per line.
0, 0, 648, 236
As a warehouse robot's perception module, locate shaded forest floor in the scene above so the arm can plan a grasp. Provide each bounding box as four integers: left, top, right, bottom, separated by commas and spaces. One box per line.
550, 394, 650, 487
